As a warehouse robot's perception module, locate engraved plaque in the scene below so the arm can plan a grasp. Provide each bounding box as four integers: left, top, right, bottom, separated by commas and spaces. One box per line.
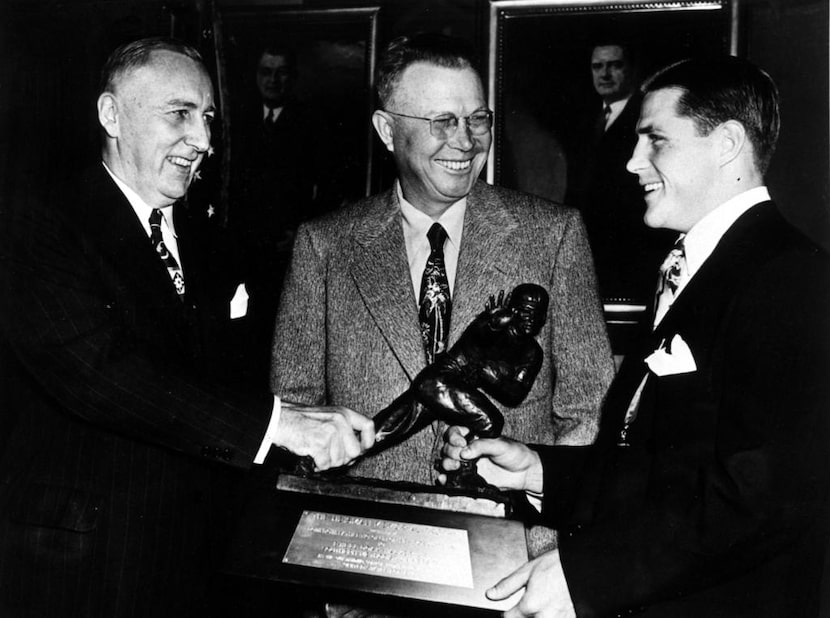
222, 478, 529, 611
284, 510, 474, 588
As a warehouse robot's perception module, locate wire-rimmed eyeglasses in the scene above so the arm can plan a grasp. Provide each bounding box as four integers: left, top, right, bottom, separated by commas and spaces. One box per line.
384, 109, 494, 139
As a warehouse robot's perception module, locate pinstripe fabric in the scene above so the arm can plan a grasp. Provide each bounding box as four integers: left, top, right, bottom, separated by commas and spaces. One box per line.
271, 181, 616, 486
0, 166, 273, 617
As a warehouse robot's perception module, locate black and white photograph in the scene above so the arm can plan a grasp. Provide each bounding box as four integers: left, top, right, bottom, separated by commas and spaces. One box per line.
0, 1, 827, 617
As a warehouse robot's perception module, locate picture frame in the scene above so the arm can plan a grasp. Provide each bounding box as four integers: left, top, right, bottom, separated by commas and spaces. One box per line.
486, 0, 738, 194
212, 5, 381, 222
486, 0, 738, 350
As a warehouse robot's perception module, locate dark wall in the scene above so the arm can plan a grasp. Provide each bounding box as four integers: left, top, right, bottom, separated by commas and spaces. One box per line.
0, 0, 826, 248
744, 0, 829, 251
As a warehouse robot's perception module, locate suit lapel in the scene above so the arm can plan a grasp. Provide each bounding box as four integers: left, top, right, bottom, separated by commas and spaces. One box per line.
82, 166, 186, 314
653, 202, 778, 342
349, 189, 426, 381
449, 182, 519, 343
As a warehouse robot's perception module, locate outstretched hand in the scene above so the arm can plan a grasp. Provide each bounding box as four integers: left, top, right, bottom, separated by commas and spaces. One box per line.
274, 402, 376, 471
437, 426, 544, 493
487, 550, 575, 618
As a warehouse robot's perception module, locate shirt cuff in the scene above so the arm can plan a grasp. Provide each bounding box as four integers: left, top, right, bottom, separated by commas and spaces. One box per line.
526, 491, 543, 513
253, 395, 281, 464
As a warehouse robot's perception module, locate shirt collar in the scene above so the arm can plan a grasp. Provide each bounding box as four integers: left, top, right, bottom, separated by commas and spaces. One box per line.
397, 180, 466, 251
101, 161, 177, 238
682, 186, 770, 277
607, 96, 630, 116
263, 104, 285, 121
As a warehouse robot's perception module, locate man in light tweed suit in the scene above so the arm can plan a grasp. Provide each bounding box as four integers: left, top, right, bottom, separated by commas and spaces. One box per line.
271, 33, 614, 494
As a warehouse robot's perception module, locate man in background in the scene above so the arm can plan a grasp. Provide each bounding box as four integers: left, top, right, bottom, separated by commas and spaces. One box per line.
568, 40, 673, 302
0, 37, 373, 617
442, 55, 830, 617
271, 32, 613, 509
230, 44, 318, 386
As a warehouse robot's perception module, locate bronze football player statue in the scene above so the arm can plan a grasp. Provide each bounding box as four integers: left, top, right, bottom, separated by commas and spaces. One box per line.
290, 283, 550, 491
368, 283, 550, 488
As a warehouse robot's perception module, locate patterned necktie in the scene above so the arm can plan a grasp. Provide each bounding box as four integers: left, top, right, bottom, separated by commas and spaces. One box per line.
149, 209, 185, 299
418, 223, 452, 364
653, 239, 688, 327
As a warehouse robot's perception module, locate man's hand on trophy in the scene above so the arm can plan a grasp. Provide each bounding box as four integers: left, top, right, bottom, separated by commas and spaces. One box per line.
274, 402, 376, 471
437, 426, 544, 494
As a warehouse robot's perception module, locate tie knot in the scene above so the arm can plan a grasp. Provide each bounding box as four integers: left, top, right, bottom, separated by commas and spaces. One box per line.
659, 240, 687, 293
603, 104, 612, 118
427, 223, 448, 252
149, 208, 163, 227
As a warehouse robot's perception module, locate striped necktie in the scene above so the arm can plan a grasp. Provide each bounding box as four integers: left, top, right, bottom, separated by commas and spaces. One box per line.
149, 208, 185, 299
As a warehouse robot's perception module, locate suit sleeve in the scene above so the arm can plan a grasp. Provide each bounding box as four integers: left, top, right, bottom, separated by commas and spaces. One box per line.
0, 205, 272, 469
548, 210, 615, 445
551, 249, 830, 615
269, 222, 328, 405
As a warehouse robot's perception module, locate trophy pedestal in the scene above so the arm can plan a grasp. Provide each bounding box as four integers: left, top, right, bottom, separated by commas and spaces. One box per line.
222, 474, 529, 613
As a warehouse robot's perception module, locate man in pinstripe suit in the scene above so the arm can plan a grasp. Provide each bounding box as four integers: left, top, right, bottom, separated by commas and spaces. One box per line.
0, 37, 374, 617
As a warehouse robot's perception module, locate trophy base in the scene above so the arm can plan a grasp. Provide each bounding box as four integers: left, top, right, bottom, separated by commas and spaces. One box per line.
222, 473, 528, 612
277, 473, 512, 518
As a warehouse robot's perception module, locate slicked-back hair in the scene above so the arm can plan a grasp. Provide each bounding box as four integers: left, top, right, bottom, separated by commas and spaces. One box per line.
258, 44, 298, 76
591, 38, 638, 67
642, 56, 780, 174
100, 37, 205, 95
376, 33, 480, 110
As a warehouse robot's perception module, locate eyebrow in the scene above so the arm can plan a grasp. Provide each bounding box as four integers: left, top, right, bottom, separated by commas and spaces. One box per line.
167, 98, 216, 114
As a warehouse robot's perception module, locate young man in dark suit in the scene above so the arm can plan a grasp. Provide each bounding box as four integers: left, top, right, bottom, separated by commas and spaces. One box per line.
442, 56, 830, 617
0, 37, 374, 617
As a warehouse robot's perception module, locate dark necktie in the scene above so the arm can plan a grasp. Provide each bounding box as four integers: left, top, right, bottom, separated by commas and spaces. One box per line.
594, 104, 612, 140
149, 209, 185, 299
418, 223, 451, 364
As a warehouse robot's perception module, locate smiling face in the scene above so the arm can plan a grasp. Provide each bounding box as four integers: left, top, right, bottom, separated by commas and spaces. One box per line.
378, 62, 491, 217
99, 50, 215, 208
626, 88, 721, 232
591, 45, 634, 104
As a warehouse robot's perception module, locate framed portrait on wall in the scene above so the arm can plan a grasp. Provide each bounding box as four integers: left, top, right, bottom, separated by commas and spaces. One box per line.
211, 5, 381, 225
486, 0, 738, 351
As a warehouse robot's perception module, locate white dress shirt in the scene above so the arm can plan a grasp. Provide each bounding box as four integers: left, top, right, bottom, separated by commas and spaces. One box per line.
605, 96, 631, 131
263, 104, 285, 123
103, 161, 183, 270
672, 186, 771, 300
397, 181, 466, 304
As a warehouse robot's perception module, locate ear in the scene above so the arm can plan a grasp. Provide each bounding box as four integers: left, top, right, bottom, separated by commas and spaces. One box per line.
372, 110, 395, 153
717, 120, 747, 167
97, 93, 120, 139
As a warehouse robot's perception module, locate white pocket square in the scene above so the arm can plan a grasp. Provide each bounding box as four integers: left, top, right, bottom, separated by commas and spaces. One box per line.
645, 334, 697, 376
229, 283, 249, 320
